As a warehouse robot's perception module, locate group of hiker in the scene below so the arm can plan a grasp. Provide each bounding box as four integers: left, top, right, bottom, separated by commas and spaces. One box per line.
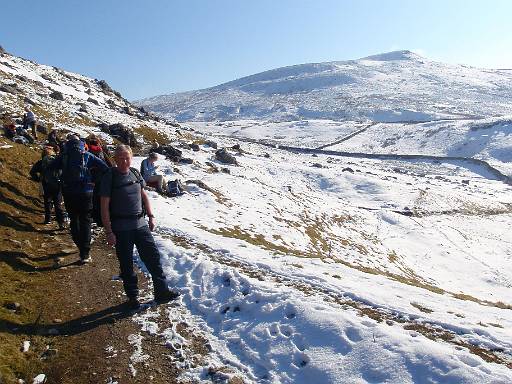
3, 107, 39, 144
28, 133, 179, 309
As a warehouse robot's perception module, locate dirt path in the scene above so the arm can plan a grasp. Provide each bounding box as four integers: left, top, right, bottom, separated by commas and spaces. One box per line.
0, 141, 186, 383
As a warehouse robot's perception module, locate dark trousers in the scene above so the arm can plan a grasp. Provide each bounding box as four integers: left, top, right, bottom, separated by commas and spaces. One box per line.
63, 192, 93, 258
42, 184, 64, 224
114, 225, 169, 298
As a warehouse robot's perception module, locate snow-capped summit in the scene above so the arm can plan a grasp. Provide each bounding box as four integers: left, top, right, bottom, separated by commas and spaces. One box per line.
136, 50, 512, 123
360, 49, 424, 61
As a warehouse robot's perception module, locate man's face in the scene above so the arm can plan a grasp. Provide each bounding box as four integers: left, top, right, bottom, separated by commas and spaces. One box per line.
115, 150, 132, 171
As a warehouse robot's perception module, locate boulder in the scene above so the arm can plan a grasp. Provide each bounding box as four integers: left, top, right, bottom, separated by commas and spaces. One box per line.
24, 96, 36, 105
179, 158, 194, 164
342, 167, 354, 173
0, 84, 18, 95
108, 123, 136, 146
96, 79, 113, 93
121, 106, 133, 115
312, 163, 323, 168
87, 97, 99, 105
49, 90, 64, 101
36, 123, 48, 134
189, 143, 200, 151
41, 73, 53, 82
154, 145, 182, 161
215, 148, 238, 165
16, 74, 27, 82
204, 140, 218, 149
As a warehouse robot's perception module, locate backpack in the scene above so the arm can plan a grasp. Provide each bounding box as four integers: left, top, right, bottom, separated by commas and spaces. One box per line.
167, 179, 185, 197
92, 167, 146, 227
41, 155, 61, 190
62, 140, 88, 186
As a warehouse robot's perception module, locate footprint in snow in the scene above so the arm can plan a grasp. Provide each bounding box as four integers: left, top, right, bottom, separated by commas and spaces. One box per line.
344, 327, 363, 343
293, 351, 310, 368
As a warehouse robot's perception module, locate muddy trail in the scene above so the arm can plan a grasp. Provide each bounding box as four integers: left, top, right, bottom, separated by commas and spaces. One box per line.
0, 140, 205, 384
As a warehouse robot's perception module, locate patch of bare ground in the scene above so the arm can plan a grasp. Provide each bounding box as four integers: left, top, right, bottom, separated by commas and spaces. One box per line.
0, 138, 203, 383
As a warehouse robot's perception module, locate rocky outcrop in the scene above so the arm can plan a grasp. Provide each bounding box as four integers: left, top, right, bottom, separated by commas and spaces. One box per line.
215, 148, 238, 165
49, 91, 65, 101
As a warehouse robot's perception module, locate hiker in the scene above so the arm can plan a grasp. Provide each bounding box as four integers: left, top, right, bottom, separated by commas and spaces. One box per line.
22, 106, 37, 140
140, 152, 166, 193
30, 147, 65, 228
86, 135, 113, 166
52, 136, 108, 263
47, 130, 62, 153
100, 145, 178, 309
2, 116, 16, 139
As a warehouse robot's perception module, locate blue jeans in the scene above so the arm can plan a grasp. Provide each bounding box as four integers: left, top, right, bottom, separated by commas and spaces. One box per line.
114, 225, 169, 298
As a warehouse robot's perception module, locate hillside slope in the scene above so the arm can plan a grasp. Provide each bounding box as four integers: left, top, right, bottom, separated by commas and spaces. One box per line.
2, 49, 512, 383
136, 50, 512, 122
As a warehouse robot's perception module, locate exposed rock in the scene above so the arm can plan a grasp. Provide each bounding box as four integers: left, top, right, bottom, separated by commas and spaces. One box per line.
154, 145, 182, 161
49, 90, 64, 101
179, 158, 194, 164
76, 103, 88, 113
87, 97, 99, 105
36, 123, 48, 134
189, 143, 200, 151
312, 163, 323, 168
96, 79, 113, 93
108, 123, 137, 146
462, 179, 470, 185
121, 106, 133, 115
24, 96, 36, 105
41, 73, 53, 82
0, 84, 18, 94
0, 45, 5, 54
263, 152, 270, 158
215, 148, 238, 165
342, 167, 354, 173
231, 143, 241, 152
221, 167, 230, 174
85, 88, 92, 95
205, 161, 219, 172
204, 140, 218, 149
16, 74, 28, 82
4, 301, 21, 311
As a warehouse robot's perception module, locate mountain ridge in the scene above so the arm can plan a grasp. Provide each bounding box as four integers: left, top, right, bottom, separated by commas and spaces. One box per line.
136, 50, 512, 123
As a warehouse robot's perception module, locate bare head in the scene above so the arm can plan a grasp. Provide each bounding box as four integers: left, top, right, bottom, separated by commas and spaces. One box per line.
148, 152, 158, 162
114, 145, 133, 172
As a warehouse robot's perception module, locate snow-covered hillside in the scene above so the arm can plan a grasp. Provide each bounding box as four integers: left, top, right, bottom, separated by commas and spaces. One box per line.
136, 50, 512, 122
2, 50, 511, 383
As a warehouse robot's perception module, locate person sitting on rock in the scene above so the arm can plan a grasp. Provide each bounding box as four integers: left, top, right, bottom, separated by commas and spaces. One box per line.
140, 152, 166, 193
30, 146, 65, 229
22, 106, 38, 140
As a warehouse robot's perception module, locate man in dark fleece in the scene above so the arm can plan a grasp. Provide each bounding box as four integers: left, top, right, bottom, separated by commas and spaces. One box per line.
100, 144, 178, 310
53, 136, 108, 263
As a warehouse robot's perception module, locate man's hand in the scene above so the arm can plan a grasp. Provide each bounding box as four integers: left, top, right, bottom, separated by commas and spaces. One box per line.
148, 216, 155, 231
106, 232, 116, 247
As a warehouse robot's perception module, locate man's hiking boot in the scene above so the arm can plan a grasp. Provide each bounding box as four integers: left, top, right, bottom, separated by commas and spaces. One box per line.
126, 297, 140, 310
79, 256, 92, 264
58, 222, 66, 230
154, 290, 180, 304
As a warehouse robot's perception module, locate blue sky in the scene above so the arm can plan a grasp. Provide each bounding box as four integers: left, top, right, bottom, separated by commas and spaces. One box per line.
2, 0, 511, 100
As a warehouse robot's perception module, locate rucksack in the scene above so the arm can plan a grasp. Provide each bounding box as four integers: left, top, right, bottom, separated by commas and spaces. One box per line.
41, 155, 61, 190
62, 140, 88, 186
92, 167, 146, 227
167, 179, 185, 197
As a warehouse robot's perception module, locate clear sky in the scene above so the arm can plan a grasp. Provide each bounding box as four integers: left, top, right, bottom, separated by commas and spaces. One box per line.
2, 0, 511, 100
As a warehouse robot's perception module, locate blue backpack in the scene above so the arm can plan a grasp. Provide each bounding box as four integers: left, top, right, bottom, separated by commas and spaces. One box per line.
62, 140, 89, 187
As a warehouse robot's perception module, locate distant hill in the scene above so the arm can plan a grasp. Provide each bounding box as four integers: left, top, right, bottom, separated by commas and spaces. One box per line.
135, 50, 512, 122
